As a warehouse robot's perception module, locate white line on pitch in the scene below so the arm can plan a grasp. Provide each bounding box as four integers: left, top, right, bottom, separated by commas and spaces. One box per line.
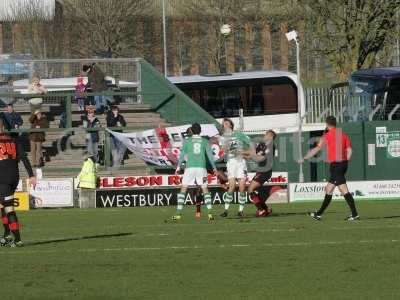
1, 239, 399, 256
20, 224, 400, 243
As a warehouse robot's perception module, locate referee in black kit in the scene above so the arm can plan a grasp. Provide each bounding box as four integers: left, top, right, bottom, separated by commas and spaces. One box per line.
298, 116, 359, 221
0, 118, 36, 247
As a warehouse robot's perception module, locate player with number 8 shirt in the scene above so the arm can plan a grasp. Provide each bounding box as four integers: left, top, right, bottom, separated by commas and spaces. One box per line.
172, 123, 217, 221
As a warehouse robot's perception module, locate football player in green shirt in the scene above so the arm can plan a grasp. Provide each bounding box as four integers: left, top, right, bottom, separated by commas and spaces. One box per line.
220, 118, 251, 218
173, 123, 217, 221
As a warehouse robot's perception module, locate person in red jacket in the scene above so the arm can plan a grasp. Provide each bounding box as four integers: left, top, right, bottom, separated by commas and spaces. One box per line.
299, 116, 359, 221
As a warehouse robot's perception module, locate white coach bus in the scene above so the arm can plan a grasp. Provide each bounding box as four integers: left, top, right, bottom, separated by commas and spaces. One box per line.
168, 71, 320, 134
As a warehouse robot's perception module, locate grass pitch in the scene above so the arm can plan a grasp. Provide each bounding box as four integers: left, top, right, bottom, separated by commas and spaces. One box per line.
2, 201, 400, 300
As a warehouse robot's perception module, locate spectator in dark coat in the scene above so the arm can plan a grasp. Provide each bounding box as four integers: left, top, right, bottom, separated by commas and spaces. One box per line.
83, 63, 107, 113
107, 106, 127, 167
29, 110, 49, 167
2, 104, 23, 137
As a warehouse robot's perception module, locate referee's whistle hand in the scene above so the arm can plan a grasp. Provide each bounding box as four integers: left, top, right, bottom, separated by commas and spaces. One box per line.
297, 159, 304, 164
28, 176, 37, 189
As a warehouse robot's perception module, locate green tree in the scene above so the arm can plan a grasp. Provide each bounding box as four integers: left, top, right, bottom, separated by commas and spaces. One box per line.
63, 0, 150, 58
303, 0, 400, 80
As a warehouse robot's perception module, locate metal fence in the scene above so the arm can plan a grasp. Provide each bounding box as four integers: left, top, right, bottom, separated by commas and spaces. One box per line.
304, 85, 400, 123
0, 58, 141, 105
304, 85, 348, 123
0, 58, 140, 87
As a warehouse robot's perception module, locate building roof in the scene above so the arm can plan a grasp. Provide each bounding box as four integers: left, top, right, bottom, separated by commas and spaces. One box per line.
168, 70, 298, 84
352, 67, 400, 79
0, 0, 55, 21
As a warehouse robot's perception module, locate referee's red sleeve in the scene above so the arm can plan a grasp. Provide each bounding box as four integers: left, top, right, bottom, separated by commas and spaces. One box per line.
344, 134, 352, 149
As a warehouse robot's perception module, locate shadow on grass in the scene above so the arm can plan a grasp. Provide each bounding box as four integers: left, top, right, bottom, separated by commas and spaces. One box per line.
27, 232, 134, 246
361, 215, 400, 220
225, 211, 341, 220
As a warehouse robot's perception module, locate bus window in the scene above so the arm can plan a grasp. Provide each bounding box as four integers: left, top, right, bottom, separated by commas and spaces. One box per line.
177, 77, 298, 118
246, 83, 297, 116
182, 86, 243, 118
264, 84, 297, 114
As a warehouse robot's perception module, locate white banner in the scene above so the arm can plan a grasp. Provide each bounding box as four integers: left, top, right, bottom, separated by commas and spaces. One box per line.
99, 172, 289, 189
108, 124, 220, 166
28, 179, 74, 208
289, 180, 400, 202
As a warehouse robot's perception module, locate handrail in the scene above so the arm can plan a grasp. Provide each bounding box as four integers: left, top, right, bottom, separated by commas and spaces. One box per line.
388, 104, 400, 120
6, 125, 179, 134
0, 91, 169, 98
369, 104, 382, 121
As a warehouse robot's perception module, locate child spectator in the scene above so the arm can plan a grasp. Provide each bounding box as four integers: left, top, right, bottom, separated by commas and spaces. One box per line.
75, 76, 87, 111
28, 76, 47, 112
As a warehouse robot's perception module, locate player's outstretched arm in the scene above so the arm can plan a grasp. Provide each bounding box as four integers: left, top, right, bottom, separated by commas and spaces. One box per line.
205, 143, 217, 174
346, 147, 353, 161
176, 140, 188, 174
299, 138, 324, 163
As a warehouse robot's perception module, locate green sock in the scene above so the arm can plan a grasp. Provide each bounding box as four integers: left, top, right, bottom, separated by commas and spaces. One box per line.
224, 192, 234, 210
177, 192, 185, 214
238, 192, 247, 212
204, 192, 212, 211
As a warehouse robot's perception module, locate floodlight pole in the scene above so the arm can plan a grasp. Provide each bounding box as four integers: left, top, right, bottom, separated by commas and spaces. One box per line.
162, 0, 168, 77
295, 38, 304, 183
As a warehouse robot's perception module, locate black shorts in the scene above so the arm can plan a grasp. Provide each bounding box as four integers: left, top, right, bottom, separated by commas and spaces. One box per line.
0, 182, 18, 206
329, 161, 348, 186
252, 170, 272, 185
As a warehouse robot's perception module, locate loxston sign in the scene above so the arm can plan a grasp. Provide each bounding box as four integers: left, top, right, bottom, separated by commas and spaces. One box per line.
289, 180, 400, 202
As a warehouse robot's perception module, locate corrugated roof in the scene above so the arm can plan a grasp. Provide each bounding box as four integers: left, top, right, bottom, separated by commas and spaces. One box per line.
63, 0, 286, 18
168, 70, 298, 84
0, 0, 55, 21
352, 67, 400, 78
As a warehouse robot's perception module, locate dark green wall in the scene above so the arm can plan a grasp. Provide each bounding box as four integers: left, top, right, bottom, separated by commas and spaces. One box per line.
364, 121, 400, 180
308, 121, 400, 182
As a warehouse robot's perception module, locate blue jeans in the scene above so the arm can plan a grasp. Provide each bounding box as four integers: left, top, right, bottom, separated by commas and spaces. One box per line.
94, 95, 105, 112
111, 136, 125, 167
86, 139, 99, 163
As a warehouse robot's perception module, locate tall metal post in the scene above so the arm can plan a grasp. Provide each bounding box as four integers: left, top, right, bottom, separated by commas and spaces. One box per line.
66, 95, 73, 128
162, 0, 168, 77
296, 39, 304, 183
104, 130, 111, 169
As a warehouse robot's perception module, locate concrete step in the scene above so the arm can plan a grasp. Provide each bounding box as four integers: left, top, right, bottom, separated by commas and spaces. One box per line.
11, 101, 166, 178
69, 116, 165, 123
